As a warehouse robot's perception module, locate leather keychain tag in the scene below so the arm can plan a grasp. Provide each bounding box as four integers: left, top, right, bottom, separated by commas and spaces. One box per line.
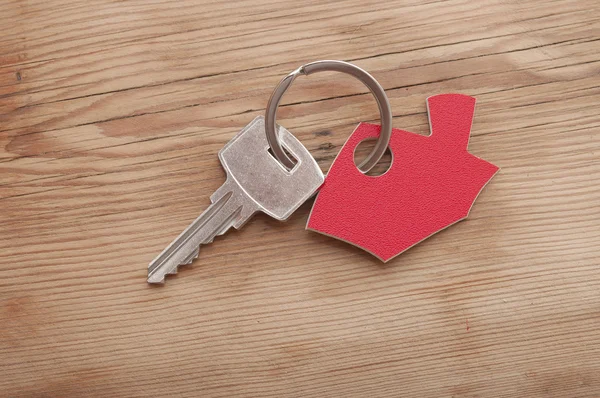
307, 94, 499, 261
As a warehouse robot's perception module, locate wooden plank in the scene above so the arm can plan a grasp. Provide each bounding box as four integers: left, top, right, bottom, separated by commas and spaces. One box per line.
1, 0, 599, 396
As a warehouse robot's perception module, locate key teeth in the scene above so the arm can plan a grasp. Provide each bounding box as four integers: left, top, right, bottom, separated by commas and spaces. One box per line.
181, 247, 200, 265
181, 253, 199, 265
147, 197, 242, 284
147, 273, 166, 284
148, 264, 177, 284
147, 247, 200, 284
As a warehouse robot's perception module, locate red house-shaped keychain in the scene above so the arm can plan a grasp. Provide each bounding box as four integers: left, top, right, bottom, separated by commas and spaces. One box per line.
307, 94, 499, 261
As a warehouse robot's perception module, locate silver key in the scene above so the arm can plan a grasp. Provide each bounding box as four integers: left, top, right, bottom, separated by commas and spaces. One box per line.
147, 116, 324, 283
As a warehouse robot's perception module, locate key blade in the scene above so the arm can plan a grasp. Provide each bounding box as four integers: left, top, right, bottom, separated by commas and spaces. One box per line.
147, 190, 243, 283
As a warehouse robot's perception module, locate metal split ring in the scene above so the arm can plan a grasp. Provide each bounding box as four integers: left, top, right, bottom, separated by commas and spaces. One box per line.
264, 60, 392, 173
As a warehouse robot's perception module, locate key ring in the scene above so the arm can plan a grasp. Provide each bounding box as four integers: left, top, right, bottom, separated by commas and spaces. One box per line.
265, 60, 393, 173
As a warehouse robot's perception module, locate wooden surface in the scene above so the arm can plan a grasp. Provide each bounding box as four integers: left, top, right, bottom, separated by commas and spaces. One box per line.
1, 0, 599, 396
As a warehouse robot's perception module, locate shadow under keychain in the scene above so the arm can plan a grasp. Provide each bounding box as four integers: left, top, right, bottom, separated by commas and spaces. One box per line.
148, 60, 498, 284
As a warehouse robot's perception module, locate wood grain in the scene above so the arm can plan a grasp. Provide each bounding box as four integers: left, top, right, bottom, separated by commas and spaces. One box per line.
1, 0, 599, 396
